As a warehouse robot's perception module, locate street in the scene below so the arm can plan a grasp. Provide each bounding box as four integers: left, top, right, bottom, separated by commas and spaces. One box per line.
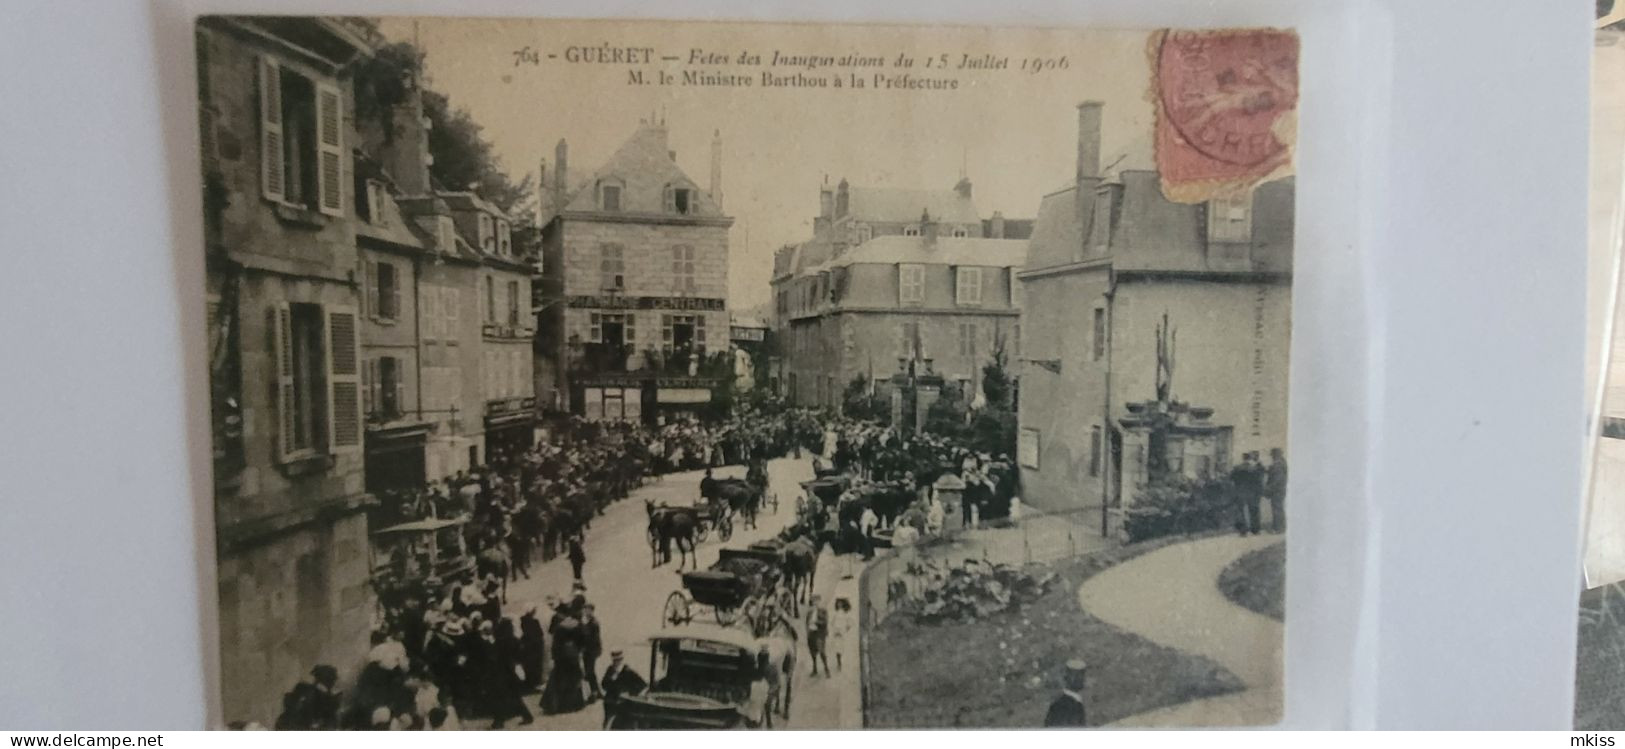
496, 454, 852, 730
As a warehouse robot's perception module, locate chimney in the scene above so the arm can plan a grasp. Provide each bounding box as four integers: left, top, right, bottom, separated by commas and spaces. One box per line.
954, 176, 973, 200
836, 178, 850, 218
537, 157, 549, 220
1074, 102, 1104, 258
381, 91, 431, 196
991, 210, 1006, 239
1076, 101, 1103, 184
710, 129, 724, 211
554, 139, 568, 209
921, 208, 939, 246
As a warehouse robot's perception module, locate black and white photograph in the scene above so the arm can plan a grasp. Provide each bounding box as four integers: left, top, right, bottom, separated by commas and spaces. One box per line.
194, 15, 1296, 730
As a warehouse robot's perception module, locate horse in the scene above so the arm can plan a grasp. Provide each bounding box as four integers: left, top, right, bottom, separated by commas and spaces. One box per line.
713, 478, 761, 530
645, 499, 698, 571
781, 531, 823, 607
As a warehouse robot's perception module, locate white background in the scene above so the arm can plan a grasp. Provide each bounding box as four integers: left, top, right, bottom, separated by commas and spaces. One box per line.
0, 0, 1592, 731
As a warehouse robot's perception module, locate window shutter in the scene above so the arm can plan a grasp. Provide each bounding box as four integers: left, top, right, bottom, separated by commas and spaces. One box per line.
362, 357, 374, 416
272, 303, 295, 462
626, 314, 637, 345
394, 359, 406, 415
390, 266, 402, 321
444, 287, 458, 334
422, 286, 437, 340
365, 259, 377, 316
315, 82, 344, 216
664, 185, 675, 213
258, 56, 285, 202
326, 307, 361, 450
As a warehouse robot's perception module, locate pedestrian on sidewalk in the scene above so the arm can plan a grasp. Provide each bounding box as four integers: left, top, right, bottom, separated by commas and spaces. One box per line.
1229, 453, 1264, 536
1043, 659, 1089, 727
829, 597, 854, 672
568, 534, 587, 582
859, 504, 879, 560
1265, 448, 1288, 533
600, 650, 647, 728
519, 606, 546, 692
581, 603, 604, 702
805, 595, 831, 677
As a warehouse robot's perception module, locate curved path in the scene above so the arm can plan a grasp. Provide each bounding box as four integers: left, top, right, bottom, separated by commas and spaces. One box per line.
1076, 534, 1283, 727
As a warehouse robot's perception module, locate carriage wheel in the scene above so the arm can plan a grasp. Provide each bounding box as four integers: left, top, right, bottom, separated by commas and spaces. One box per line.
778, 587, 799, 618
694, 522, 710, 543
662, 591, 692, 628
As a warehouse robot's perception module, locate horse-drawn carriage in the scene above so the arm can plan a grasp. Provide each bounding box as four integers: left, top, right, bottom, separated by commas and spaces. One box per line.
662, 542, 798, 636
368, 516, 474, 613
606, 624, 796, 729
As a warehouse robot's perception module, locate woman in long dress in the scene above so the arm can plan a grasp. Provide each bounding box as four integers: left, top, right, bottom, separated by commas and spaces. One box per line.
540, 618, 587, 714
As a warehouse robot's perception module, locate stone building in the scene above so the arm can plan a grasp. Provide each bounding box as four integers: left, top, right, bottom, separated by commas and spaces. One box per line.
537, 121, 733, 421
1016, 101, 1294, 531
441, 191, 535, 458
771, 179, 1029, 410
354, 75, 491, 486
196, 16, 374, 724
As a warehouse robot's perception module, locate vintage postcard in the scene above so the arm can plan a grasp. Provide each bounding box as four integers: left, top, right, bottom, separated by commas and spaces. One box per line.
194, 15, 1295, 729
1578, 9, 1625, 731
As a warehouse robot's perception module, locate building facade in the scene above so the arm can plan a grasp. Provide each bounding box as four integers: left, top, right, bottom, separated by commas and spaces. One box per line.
1016, 102, 1294, 530
538, 121, 733, 421
442, 191, 535, 459
771, 180, 1028, 410
197, 16, 374, 724
355, 77, 489, 486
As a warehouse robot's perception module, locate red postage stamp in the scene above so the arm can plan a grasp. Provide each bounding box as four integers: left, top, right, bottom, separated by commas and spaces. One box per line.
1151, 28, 1300, 202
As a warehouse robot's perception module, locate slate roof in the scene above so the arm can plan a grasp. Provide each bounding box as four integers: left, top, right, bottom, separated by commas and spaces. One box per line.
815, 235, 1027, 271
845, 186, 979, 225
560, 123, 725, 218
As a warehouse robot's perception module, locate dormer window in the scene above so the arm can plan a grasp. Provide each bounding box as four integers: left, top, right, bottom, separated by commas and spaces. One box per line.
363, 180, 388, 227
951, 227, 969, 238
665, 185, 693, 215
497, 220, 511, 256
437, 217, 456, 254
600, 182, 623, 212
479, 214, 494, 251
1207, 193, 1253, 243
903, 225, 921, 237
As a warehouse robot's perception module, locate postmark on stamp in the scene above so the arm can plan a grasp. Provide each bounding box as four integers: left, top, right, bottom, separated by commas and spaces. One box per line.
1151, 28, 1299, 203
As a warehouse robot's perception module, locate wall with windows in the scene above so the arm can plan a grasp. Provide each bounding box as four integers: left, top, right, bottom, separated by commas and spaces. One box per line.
199, 24, 355, 273
833, 262, 1019, 310
1015, 269, 1292, 514
562, 308, 727, 361
358, 247, 417, 423
1016, 268, 1114, 513
419, 259, 481, 479
556, 219, 729, 300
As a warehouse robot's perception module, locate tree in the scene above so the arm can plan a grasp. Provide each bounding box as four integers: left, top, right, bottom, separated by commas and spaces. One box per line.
981, 331, 1014, 410
346, 21, 532, 216
842, 374, 886, 422
422, 89, 534, 216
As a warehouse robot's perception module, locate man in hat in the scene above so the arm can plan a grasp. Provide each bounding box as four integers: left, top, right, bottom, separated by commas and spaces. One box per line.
1229, 452, 1264, 536
1044, 660, 1089, 727
600, 649, 647, 728
1265, 447, 1288, 534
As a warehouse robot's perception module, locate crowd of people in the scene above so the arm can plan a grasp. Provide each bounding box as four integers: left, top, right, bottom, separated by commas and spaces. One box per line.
265, 405, 826, 731
789, 418, 1022, 560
